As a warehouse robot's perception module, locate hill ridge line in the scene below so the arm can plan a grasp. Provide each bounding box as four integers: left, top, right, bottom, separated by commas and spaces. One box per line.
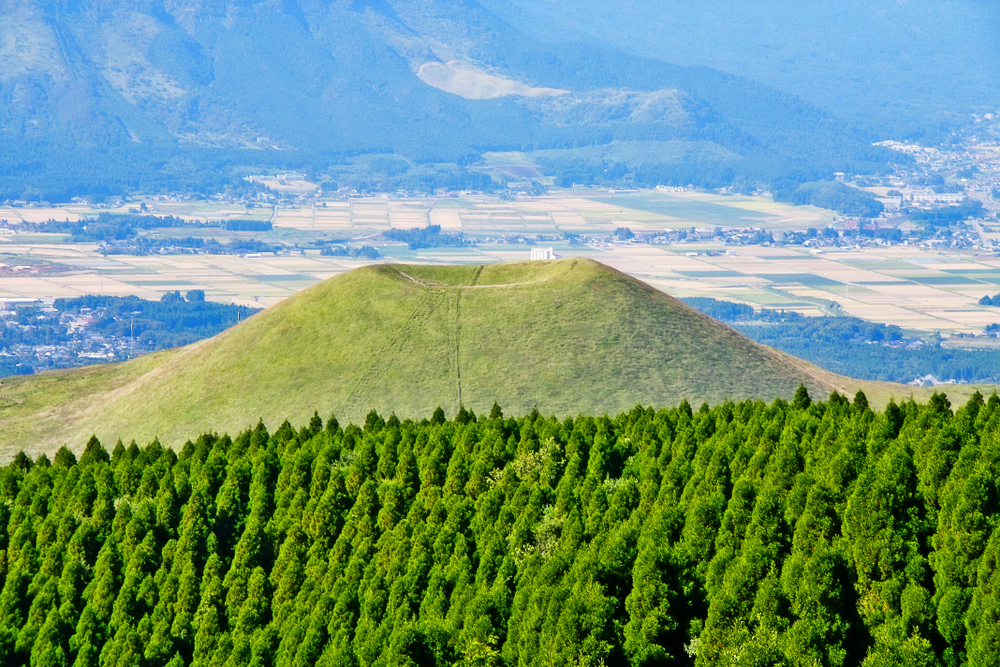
1, 258, 957, 452
391, 266, 558, 290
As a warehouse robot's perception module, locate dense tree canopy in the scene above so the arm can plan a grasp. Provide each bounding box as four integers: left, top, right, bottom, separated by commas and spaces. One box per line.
683, 297, 1000, 385
1, 391, 999, 666
771, 181, 885, 218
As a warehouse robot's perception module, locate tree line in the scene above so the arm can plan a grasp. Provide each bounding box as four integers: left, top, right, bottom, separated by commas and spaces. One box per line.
1, 391, 999, 666
54, 294, 260, 350
382, 226, 465, 250
23, 214, 275, 252
908, 201, 984, 228
683, 297, 1000, 385
771, 181, 885, 218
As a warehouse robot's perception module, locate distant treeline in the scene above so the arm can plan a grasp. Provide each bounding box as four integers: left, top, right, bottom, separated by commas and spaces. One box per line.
0, 144, 500, 203
225, 220, 273, 232
319, 245, 381, 260
539, 156, 786, 192
0, 125, 894, 203
29, 214, 200, 242
382, 225, 465, 250
536, 159, 897, 202
0, 144, 260, 203
30, 212, 272, 243
771, 180, 885, 217
55, 293, 260, 350
1, 391, 1000, 666
682, 298, 903, 341
334, 162, 498, 195
102, 237, 280, 257
0, 56, 902, 205
907, 200, 984, 227
683, 296, 1000, 383
21, 213, 281, 255
26, 214, 272, 242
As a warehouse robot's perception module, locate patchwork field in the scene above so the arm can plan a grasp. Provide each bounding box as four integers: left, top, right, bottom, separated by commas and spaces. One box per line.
0, 191, 996, 334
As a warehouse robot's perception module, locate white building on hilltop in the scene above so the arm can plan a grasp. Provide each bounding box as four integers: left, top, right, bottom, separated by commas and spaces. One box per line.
530, 247, 555, 261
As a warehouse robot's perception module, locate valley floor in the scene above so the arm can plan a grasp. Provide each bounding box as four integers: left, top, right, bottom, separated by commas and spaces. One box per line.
2, 190, 1000, 336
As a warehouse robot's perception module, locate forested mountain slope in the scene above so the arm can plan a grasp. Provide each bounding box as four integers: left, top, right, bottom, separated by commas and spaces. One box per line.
0, 0, 904, 198
1, 390, 999, 666
0, 259, 853, 452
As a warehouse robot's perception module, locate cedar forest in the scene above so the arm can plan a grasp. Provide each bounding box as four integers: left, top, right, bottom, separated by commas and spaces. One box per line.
2, 389, 999, 667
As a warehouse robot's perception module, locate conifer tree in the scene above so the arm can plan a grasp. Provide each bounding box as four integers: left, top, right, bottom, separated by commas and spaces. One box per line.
2, 396, 1000, 666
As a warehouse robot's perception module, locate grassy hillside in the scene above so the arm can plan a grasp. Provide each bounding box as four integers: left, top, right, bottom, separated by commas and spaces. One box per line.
2, 258, 990, 455
0, 259, 859, 452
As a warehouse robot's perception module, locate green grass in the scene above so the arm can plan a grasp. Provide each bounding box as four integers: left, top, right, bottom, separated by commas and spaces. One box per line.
903, 275, 984, 285
586, 194, 768, 225
0, 350, 184, 458
942, 269, 1000, 275
1, 259, 877, 453
941, 272, 1000, 285
758, 274, 843, 287
841, 260, 919, 271
678, 270, 744, 278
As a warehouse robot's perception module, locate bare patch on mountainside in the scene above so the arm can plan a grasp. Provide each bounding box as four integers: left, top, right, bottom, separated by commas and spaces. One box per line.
414, 59, 707, 129
417, 60, 568, 99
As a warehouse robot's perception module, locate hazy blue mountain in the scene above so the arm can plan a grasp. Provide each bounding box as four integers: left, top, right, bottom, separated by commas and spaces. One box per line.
0, 0, 985, 196
483, 0, 1000, 142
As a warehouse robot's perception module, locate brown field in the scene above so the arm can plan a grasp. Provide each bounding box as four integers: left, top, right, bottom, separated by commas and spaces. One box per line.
0, 206, 82, 223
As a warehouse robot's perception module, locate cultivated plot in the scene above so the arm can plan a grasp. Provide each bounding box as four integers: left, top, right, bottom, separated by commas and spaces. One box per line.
0, 192, 995, 333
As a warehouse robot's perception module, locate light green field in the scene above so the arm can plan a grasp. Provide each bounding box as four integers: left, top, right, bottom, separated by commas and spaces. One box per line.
482, 141, 742, 171
586, 193, 769, 226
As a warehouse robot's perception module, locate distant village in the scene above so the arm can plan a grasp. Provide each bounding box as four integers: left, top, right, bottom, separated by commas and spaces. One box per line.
235, 116, 1000, 253
0, 298, 130, 376
0, 295, 257, 377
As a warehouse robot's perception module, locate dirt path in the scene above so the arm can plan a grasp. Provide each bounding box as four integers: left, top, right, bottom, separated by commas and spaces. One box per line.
392, 267, 552, 290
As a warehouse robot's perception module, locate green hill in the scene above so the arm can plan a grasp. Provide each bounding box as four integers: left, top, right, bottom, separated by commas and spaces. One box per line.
0, 258, 869, 453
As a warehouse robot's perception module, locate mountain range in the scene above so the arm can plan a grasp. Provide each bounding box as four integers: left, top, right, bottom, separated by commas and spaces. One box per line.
2, 0, 996, 197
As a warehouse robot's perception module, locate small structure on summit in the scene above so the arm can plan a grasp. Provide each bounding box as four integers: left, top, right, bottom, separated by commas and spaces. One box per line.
531, 247, 555, 261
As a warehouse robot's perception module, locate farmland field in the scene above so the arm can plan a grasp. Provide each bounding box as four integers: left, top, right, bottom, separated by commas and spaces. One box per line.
0, 191, 997, 334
